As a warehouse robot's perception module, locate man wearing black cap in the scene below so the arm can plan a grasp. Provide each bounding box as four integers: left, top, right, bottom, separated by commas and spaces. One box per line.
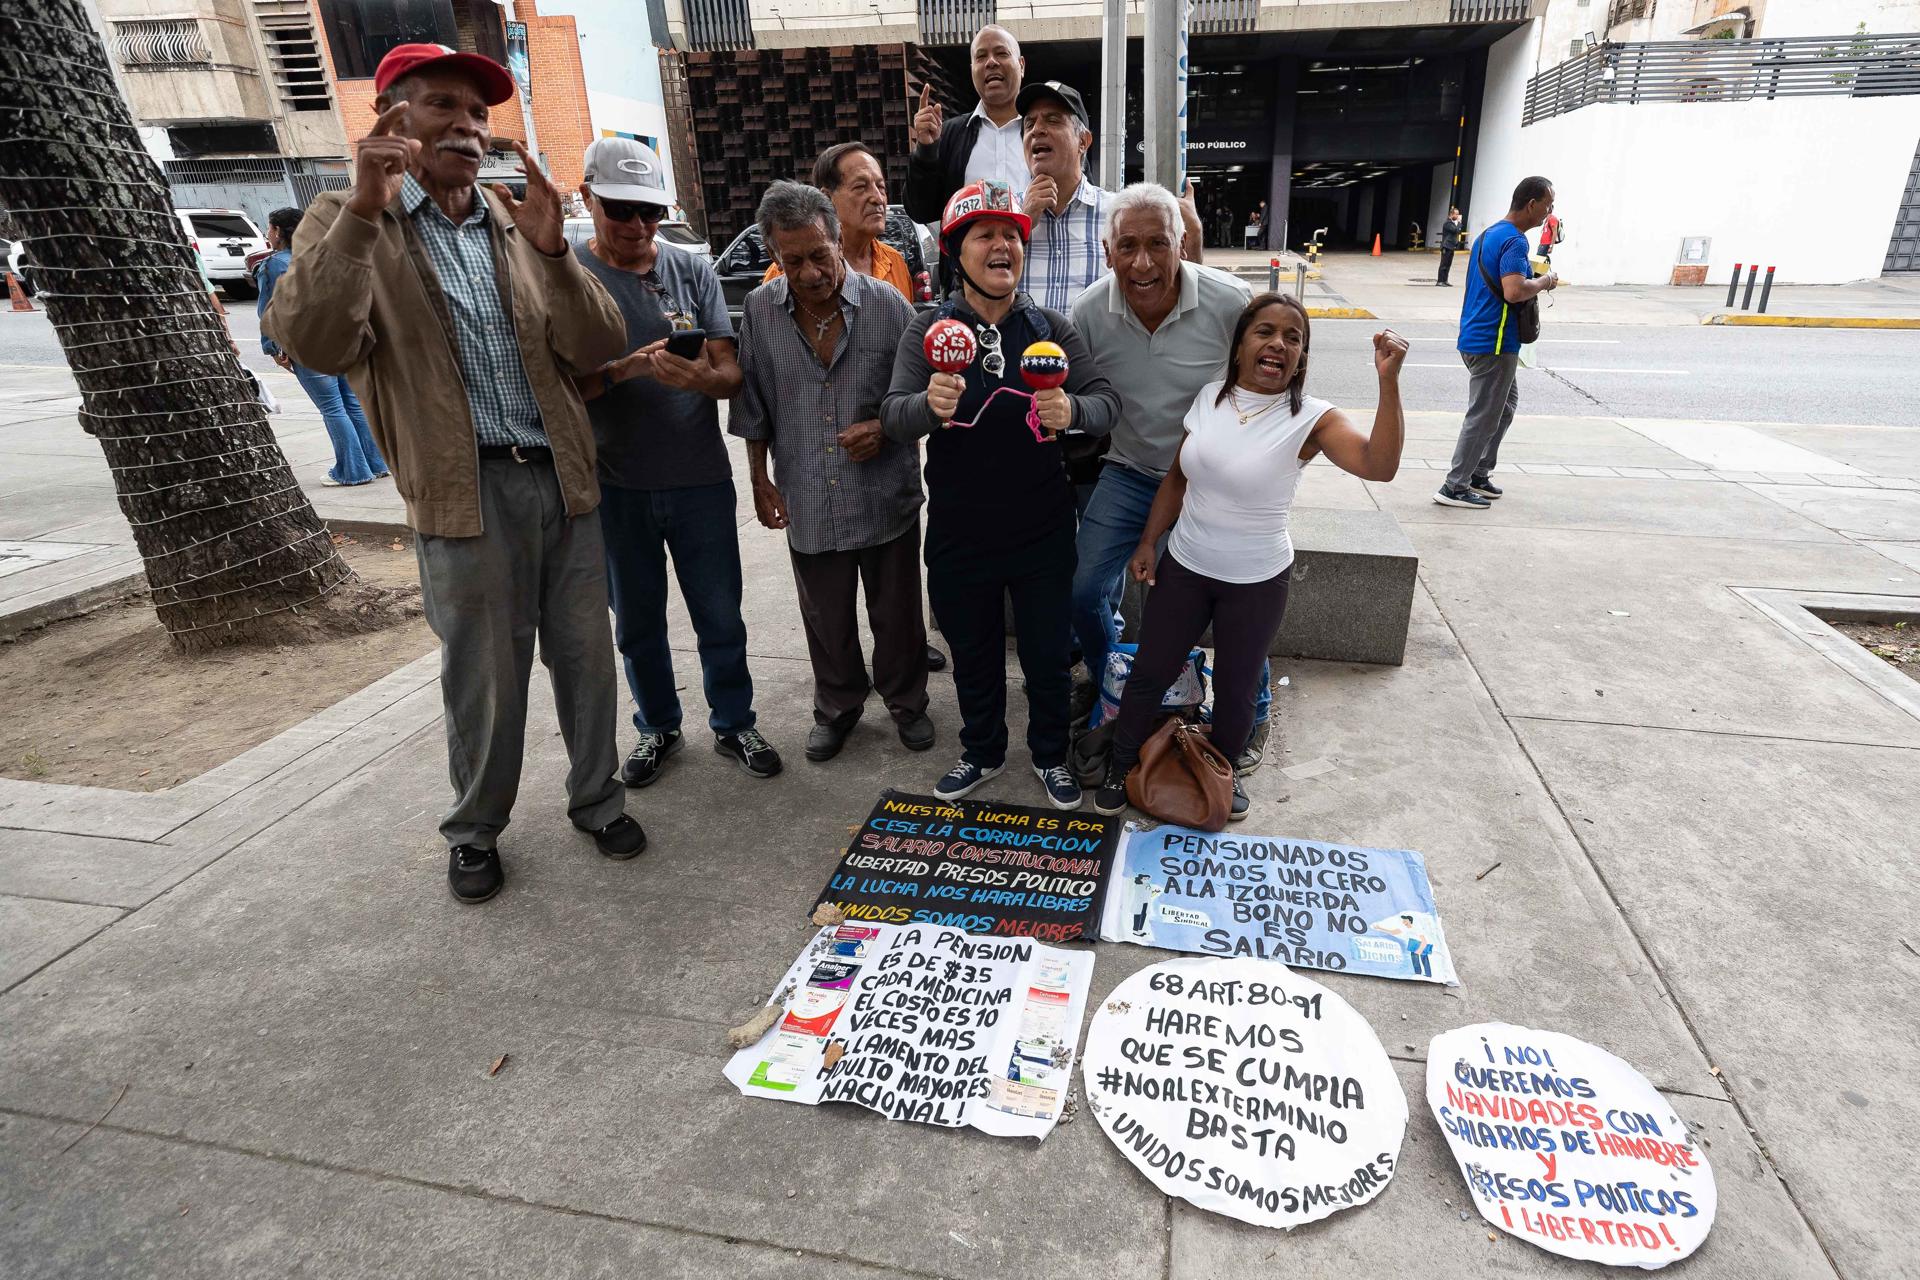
1017, 81, 1109, 313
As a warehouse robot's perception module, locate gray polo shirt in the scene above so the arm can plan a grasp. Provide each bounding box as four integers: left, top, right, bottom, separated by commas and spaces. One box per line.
1070, 261, 1251, 478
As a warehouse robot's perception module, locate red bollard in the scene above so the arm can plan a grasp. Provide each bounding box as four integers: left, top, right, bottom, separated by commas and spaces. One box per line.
1726, 263, 1743, 309
1758, 265, 1776, 314
1741, 264, 1760, 310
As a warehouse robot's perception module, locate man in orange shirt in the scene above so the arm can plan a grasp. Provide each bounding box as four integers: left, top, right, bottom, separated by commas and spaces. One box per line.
765, 142, 914, 301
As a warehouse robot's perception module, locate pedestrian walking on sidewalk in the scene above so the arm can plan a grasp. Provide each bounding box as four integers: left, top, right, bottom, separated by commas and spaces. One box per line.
1436, 205, 1462, 287
570, 138, 782, 790
882, 180, 1121, 811
734, 182, 936, 763
264, 44, 646, 903
256, 207, 388, 487
1092, 296, 1408, 823
1434, 176, 1559, 509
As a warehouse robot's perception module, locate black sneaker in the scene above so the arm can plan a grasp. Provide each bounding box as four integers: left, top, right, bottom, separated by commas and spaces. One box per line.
1433, 486, 1492, 509
925, 644, 948, 672
621, 729, 681, 787
448, 845, 503, 903
1229, 777, 1250, 823
806, 718, 857, 762
1469, 477, 1504, 499
934, 759, 1000, 800
1235, 720, 1270, 777
716, 727, 782, 778
1093, 758, 1130, 816
1033, 762, 1082, 811
575, 813, 647, 860
896, 712, 936, 752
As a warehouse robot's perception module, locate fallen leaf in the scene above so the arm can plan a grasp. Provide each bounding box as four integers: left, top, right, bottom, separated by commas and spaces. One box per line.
726, 1004, 782, 1049
488, 1053, 509, 1077
821, 1042, 845, 1070
388, 540, 406, 552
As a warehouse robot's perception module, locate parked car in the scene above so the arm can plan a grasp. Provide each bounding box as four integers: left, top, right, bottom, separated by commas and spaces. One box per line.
175, 208, 268, 300
713, 204, 935, 324
561, 216, 713, 264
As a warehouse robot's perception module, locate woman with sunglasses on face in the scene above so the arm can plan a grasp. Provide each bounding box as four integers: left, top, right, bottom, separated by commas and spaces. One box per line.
882, 180, 1121, 809
1092, 295, 1409, 822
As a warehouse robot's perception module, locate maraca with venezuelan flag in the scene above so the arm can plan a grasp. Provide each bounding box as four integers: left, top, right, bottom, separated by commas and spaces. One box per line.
1021, 340, 1072, 434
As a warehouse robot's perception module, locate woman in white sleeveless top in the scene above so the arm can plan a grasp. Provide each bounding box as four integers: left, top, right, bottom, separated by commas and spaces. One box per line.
1094, 294, 1410, 821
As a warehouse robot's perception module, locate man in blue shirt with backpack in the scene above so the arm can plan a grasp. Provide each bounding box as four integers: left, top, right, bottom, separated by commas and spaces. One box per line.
1435, 176, 1560, 509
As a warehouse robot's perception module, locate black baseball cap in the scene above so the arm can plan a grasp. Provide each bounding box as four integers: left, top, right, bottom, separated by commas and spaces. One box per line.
1016, 80, 1090, 129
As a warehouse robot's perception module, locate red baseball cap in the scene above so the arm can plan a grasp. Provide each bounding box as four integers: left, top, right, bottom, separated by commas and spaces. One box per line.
374, 43, 516, 107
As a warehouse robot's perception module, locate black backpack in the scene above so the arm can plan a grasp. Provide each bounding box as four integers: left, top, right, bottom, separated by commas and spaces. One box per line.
1475, 229, 1541, 346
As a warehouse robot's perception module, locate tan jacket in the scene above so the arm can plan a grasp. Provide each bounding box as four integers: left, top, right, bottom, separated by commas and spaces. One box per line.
263, 187, 626, 537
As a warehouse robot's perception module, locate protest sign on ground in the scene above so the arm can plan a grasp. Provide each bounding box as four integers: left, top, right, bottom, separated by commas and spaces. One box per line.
1081, 957, 1406, 1228
723, 922, 1094, 1139
1100, 825, 1458, 984
1427, 1023, 1717, 1268
814, 791, 1123, 942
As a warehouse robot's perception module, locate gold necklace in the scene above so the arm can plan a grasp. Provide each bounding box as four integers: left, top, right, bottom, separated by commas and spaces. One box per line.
1227, 390, 1283, 425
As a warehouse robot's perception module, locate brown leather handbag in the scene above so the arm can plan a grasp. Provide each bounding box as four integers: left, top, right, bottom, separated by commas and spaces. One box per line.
1126, 716, 1234, 831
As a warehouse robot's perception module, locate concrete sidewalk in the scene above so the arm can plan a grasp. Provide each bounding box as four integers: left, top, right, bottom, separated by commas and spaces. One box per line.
3, 362, 1919, 1276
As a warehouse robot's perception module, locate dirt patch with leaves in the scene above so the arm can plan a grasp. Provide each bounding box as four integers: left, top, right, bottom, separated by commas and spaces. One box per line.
1834, 618, 1920, 687
1, 533, 434, 791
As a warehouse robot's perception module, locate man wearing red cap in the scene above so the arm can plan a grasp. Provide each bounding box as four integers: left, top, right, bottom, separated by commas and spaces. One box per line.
264, 44, 644, 904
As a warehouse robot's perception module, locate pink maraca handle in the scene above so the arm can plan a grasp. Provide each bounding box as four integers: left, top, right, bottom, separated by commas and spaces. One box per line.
946, 385, 1053, 445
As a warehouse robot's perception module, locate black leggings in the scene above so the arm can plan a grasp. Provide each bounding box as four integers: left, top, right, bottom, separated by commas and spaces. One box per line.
1112, 552, 1291, 765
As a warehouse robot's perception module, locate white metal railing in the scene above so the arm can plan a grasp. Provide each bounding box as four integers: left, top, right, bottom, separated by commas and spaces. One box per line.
112, 18, 213, 69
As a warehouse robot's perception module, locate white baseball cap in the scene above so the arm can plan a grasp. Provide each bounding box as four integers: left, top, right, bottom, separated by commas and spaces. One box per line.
582, 137, 674, 205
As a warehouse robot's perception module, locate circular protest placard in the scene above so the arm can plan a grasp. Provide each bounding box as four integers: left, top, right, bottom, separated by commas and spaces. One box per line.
1427, 1024, 1716, 1269
1082, 957, 1406, 1229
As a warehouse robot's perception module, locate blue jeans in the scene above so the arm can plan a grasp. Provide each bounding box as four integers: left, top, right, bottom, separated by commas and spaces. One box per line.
1073, 462, 1271, 729
598, 480, 755, 737
291, 363, 385, 485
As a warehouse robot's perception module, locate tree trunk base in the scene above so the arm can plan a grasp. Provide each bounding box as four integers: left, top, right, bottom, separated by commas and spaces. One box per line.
166, 581, 423, 654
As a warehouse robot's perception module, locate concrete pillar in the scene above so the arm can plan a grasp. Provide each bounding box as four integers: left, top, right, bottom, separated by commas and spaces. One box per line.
1144, 0, 1188, 193
1266, 56, 1297, 255
1099, 0, 1127, 191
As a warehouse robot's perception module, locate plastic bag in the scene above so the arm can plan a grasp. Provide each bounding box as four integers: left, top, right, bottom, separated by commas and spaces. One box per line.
1091, 643, 1207, 730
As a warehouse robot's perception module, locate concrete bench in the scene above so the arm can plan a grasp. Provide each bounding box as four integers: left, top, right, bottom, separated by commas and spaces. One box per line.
1117, 507, 1418, 666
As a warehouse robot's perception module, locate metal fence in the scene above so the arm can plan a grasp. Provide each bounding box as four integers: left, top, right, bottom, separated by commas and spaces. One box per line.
1523, 31, 1920, 125
1449, 0, 1534, 22
160, 158, 349, 229
917, 0, 996, 46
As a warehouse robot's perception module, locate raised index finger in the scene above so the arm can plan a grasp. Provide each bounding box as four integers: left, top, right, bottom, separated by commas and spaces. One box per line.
368, 100, 408, 138
918, 83, 931, 112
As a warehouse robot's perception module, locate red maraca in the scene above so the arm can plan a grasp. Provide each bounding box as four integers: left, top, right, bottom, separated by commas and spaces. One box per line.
924, 318, 977, 372
1020, 341, 1069, 391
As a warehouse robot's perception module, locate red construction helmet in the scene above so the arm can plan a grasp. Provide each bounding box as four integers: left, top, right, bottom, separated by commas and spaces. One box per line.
940, 179, 1030, 257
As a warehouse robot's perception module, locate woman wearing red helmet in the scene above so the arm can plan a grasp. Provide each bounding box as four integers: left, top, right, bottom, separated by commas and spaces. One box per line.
881, 180, 1121, 810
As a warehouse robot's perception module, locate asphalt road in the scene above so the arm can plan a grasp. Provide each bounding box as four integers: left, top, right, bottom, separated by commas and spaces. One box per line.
5, 297, 1916, 427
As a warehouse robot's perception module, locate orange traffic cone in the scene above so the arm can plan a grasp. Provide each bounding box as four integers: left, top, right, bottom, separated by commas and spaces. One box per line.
1370, 234, 1382, 257
6, 272, 32, 312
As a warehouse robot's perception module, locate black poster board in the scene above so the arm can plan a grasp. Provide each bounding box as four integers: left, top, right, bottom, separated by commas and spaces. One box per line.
815, 791, 1123, 943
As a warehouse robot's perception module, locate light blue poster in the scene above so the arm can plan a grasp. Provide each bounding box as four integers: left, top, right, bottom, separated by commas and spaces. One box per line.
1099, 825, 1458, 985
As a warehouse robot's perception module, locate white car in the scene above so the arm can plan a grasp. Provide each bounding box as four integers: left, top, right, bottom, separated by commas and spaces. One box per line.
562, 216, 712, 263
175, 208, 268, 299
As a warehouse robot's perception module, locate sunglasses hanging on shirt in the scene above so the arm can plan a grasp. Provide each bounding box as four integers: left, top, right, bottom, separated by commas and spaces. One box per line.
638, 272, 696, 332
976, 323, 1005, 379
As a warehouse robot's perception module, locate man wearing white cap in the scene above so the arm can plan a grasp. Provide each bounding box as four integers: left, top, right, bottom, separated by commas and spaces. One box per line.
572, 138, 783, 791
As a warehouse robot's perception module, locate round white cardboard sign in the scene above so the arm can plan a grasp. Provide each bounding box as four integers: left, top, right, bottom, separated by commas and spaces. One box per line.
1082, 957, 1406, 1229
1427, 1023, 1717, 1268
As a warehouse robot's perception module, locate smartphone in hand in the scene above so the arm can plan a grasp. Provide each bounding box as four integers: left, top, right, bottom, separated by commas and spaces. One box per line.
665, 328, 706, 361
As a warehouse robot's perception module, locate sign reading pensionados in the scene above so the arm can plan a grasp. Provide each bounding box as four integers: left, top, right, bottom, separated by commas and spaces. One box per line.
814, 791, 1124, 942
1427, 1023, 1717, 1268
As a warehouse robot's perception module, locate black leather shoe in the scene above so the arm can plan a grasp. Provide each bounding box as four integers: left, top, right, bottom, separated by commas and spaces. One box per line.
896, 712, 936, 752
575, 813, 647, 860
925, 644, 947, 672
448, 845, 503, 903
806, 718, 857, 762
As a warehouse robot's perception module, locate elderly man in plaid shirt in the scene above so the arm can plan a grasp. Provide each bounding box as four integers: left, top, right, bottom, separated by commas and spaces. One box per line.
732, 181, 937, 764
1016, 80, 1110, 312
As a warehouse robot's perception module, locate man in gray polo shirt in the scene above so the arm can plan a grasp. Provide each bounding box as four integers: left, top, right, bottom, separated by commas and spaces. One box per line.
1071, 183, 1272, 766
733, 181, 935, 763
572, 139, 782, 789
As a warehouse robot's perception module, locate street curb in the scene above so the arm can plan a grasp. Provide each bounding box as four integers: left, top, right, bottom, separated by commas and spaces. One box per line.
1306, 306, 1376, 319
1704, 314, 1920, 329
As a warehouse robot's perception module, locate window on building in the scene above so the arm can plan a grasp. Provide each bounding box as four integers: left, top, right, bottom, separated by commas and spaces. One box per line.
256, 2, 333, 112
314, 0, 459, 81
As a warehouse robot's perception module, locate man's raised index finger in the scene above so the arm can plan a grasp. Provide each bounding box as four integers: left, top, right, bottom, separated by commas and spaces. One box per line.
918, 83, 930, 111
368, 100, 408, 137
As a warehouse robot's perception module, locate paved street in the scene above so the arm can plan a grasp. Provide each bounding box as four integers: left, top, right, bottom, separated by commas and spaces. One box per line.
2, 272, 1918, 1278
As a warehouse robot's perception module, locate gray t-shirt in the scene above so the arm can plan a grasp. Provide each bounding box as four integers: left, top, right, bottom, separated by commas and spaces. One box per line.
574, 240, 735, 491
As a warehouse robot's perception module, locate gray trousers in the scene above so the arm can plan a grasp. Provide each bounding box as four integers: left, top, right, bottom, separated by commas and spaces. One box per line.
1445, 352, 1521, 492
788, 521, 929, 728
415, 458, 625, 850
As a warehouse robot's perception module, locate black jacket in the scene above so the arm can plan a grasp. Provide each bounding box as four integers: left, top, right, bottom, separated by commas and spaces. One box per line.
902, 113, 987, 224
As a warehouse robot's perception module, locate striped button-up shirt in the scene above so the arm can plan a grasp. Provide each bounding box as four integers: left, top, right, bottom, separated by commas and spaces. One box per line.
1024, 179, 1110, 313
731, 273, 923, 556
402, 174, 547, 448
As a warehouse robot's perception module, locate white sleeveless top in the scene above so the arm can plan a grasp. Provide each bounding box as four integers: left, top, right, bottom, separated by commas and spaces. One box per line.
1167, 382, 1332, 584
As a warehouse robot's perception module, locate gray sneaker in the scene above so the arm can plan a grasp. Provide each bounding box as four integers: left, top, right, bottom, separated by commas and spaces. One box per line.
1235, 720, 1271, 777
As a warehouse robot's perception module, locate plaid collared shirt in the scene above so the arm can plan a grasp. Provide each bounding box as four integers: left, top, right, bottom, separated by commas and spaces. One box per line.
1024, 179, 1110, 313
402, 174, 547, 449
731, 273, 923, 556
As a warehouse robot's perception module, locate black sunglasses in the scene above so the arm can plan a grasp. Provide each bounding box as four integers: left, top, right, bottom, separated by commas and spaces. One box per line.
598, 198, 667, 224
